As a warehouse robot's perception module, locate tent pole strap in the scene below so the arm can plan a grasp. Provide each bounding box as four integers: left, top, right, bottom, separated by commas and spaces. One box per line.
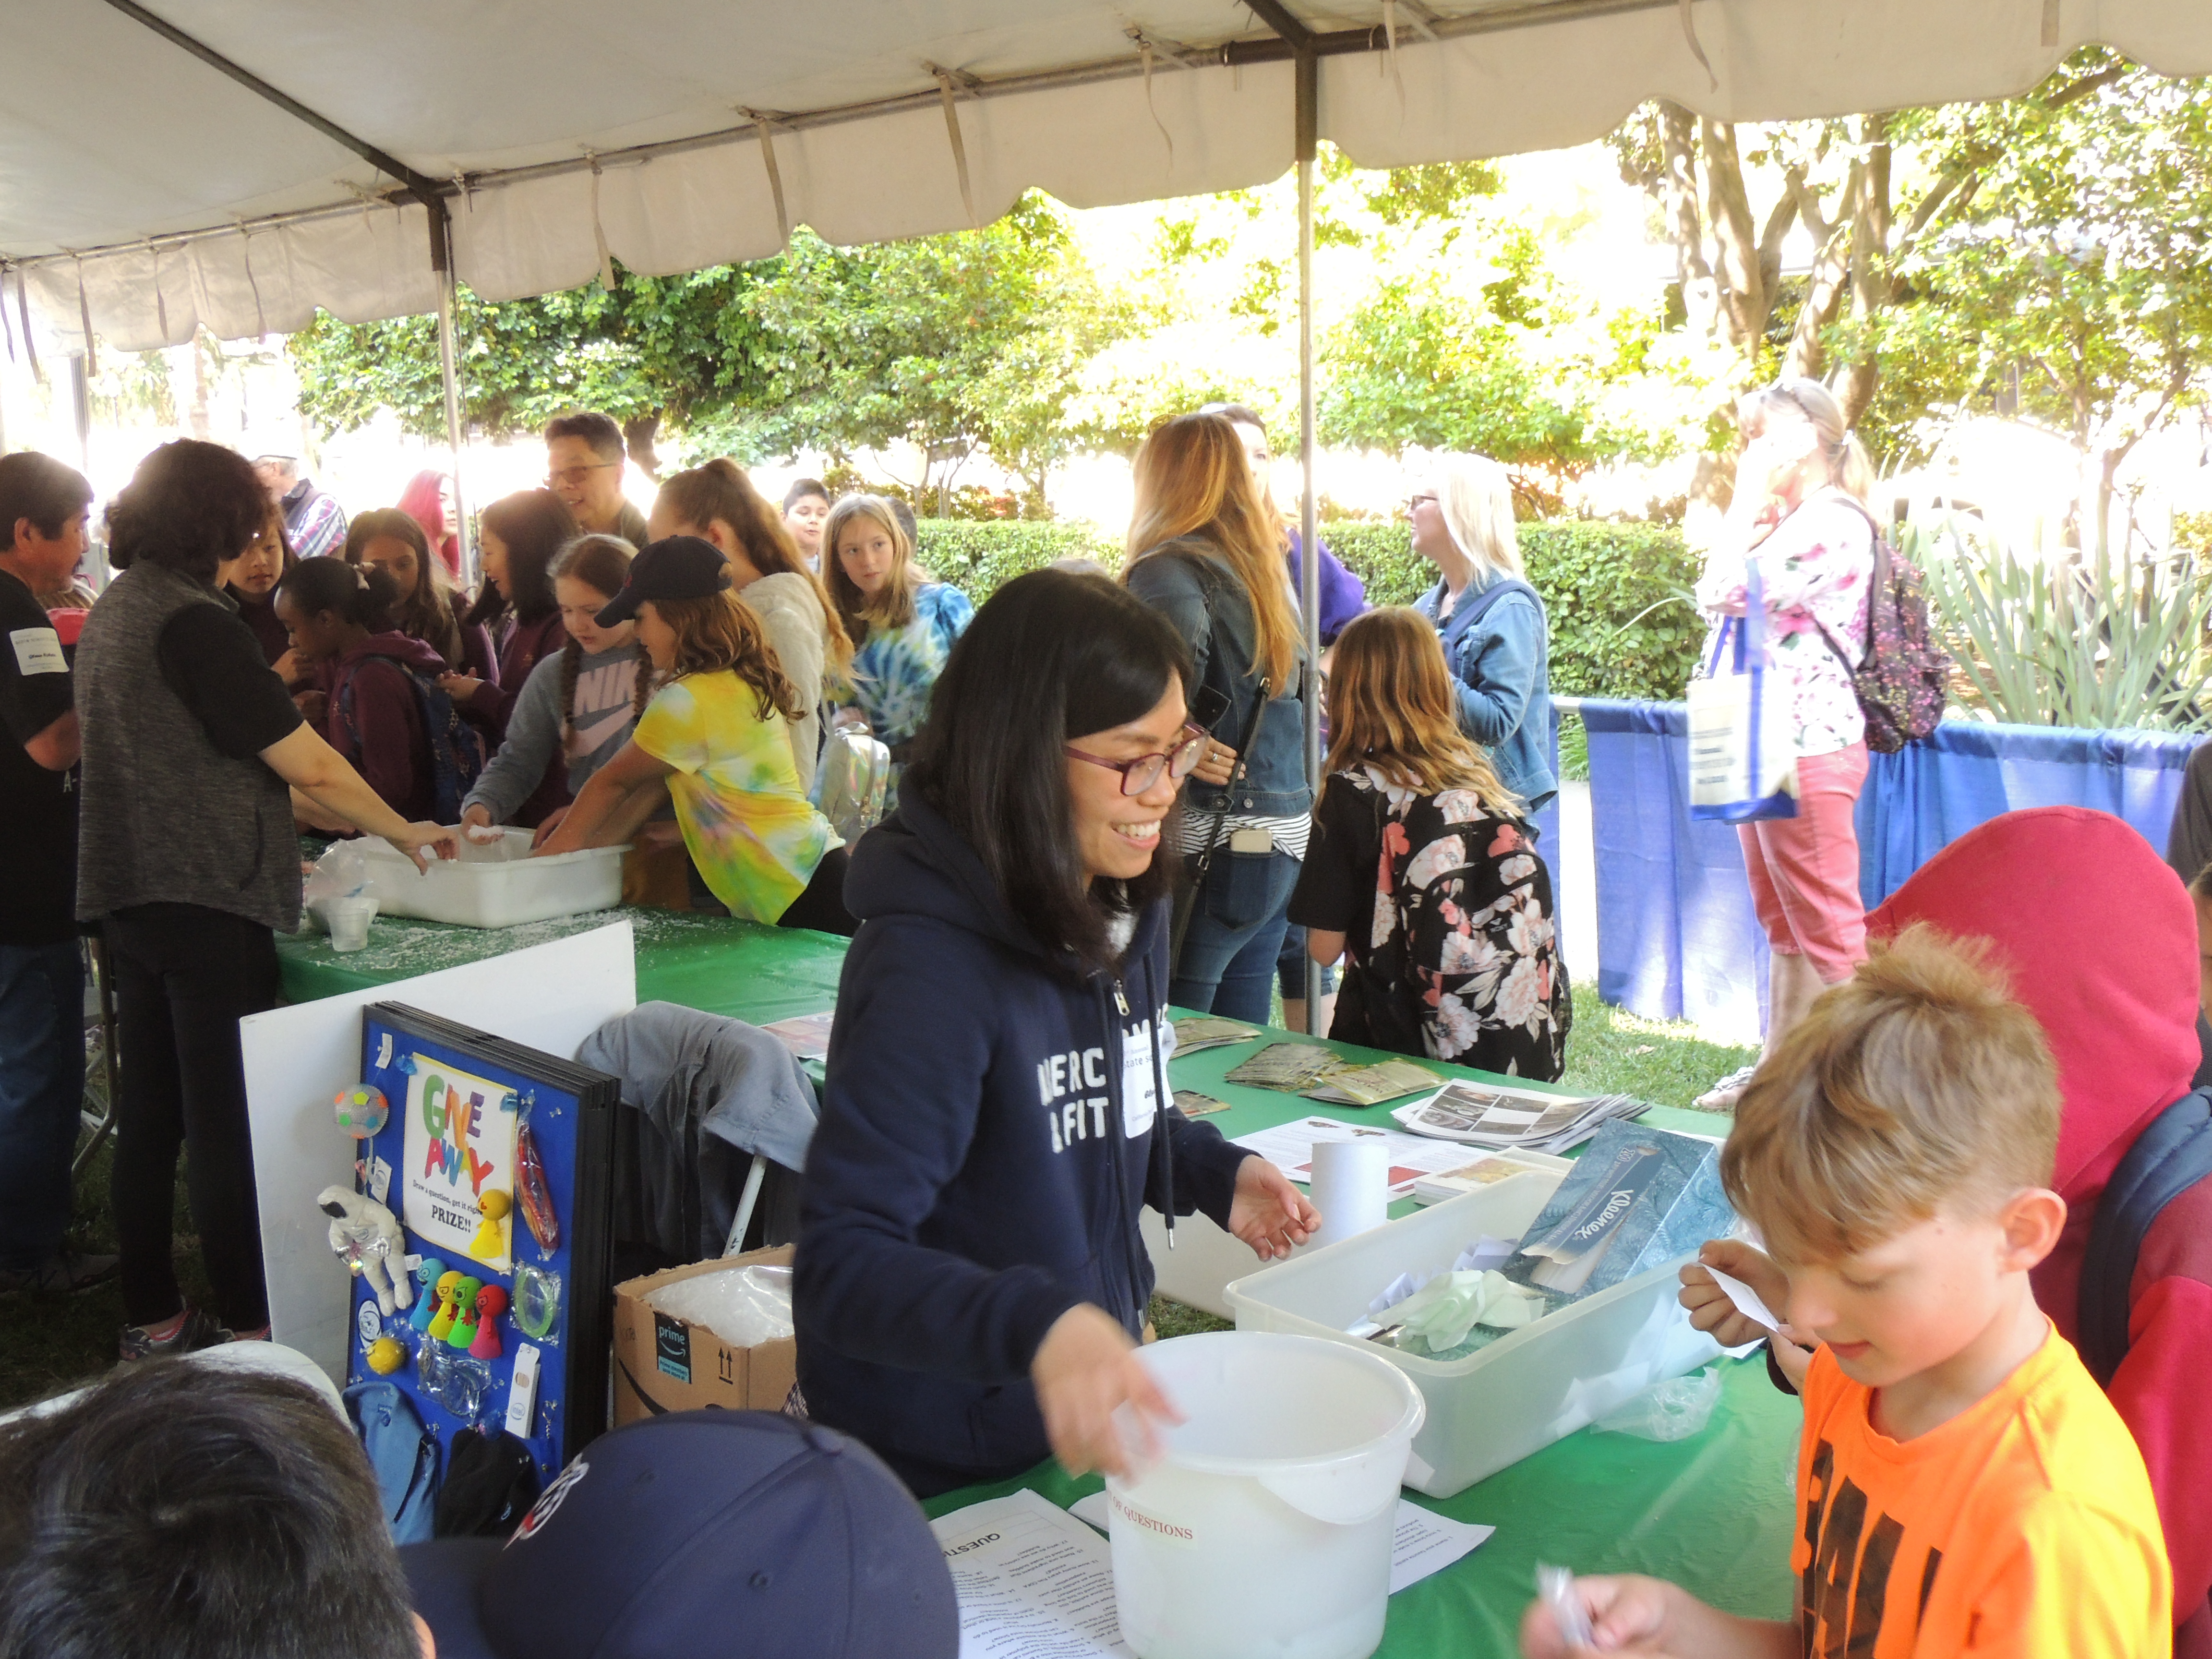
1295, 45, 1323, 1022
429, 204, 473, 587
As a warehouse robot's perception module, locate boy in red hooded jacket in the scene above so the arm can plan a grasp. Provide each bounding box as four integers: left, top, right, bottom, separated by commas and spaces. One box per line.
1687, 806, 2212, 1659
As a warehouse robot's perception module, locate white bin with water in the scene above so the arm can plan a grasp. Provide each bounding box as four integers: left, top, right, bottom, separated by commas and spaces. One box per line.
358, 827, 626, 929
1106, 1331, 1425, 1659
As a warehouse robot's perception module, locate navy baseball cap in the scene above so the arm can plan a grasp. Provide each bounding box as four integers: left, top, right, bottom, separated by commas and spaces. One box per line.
402, 1411, 959, 1659
594, 535, 732, 625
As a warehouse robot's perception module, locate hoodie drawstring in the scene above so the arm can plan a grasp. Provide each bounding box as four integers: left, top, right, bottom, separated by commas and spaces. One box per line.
1148, 949, 1176, 1250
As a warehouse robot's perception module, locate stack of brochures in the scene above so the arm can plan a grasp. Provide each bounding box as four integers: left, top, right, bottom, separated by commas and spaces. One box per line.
1392, 1079, 1647, 1154
1300, 1058, 1443, 1107
1166, 1016, 1262, 1056
1224, 1042, 1346, 1092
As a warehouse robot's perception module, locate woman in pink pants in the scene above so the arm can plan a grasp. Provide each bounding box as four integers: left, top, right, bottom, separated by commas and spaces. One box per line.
1694, 379, 1876, 1109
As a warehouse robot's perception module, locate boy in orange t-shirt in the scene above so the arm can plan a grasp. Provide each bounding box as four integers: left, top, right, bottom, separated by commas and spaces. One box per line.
1523, 926, 2170, 1658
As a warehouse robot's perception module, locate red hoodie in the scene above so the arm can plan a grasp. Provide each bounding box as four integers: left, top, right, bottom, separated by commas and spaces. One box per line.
322, 630, 450, 824
1867, 805, 2212, 1657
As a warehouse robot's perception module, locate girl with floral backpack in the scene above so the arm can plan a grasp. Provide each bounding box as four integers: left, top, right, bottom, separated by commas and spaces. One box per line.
1287, 607, 1570, 1081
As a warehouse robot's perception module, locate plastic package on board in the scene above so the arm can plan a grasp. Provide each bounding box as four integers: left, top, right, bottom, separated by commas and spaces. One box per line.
1589, 1364, 1724, 1442
301, 841, 373, 931
643, 1264, 794, 1350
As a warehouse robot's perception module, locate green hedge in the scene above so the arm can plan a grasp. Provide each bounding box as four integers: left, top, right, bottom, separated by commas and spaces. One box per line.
914, 521, 1122, 597
913, 517, 1705, 702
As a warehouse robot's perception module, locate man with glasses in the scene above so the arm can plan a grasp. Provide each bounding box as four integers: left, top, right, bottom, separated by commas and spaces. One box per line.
544, 411, 649, 546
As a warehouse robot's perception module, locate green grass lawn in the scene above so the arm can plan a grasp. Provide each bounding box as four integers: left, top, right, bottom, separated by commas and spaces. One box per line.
0, 986, 1754, 1410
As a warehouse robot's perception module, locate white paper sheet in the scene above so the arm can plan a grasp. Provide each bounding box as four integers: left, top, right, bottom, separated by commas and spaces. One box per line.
1231, 1118, 1490, 1198
1065, 1491, 1494, 1596
933, 1488, 1131, 1658
1706, 1266, 1784, 1334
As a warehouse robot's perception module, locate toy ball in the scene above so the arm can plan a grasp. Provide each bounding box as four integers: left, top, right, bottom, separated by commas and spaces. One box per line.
366, 1336, 407, 1374
334, 1085, 389, 1138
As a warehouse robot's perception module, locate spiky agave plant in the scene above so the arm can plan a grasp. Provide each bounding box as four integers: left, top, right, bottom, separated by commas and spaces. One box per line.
1911, 510, 2212, 734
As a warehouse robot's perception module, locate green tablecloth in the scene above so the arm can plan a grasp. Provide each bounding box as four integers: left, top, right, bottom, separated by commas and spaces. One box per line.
278, 904, 1800, 1655
276, 908, 848, 1029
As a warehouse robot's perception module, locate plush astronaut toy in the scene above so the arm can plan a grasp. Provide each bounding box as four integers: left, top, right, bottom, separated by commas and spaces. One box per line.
317, 1186, 412, 1316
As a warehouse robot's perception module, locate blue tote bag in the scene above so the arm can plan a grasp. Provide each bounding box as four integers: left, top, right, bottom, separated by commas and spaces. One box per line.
1687, 562, 1799, 823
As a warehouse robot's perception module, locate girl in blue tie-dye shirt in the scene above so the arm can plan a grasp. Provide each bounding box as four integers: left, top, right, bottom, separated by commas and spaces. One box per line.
824, 494, 973, 807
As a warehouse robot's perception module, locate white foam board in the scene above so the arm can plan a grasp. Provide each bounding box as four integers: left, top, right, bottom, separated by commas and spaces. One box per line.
243, 919, 637, 1380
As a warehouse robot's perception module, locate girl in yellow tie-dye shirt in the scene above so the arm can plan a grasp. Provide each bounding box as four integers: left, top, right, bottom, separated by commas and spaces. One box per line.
537, 535, 856, 934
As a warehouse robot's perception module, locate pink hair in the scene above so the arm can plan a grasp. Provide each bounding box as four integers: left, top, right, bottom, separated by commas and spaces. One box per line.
395, 469, 460, 577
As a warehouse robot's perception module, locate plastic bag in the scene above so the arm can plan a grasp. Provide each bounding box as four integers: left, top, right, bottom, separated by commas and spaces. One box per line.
645, 1264, 794, 1350
1590, 1364, 1724, 1442
301, 841, 373, 931
1390, 1269, 1547, 1351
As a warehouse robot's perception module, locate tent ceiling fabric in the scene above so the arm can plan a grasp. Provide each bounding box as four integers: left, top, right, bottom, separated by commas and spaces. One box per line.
7, 0, 2212, 355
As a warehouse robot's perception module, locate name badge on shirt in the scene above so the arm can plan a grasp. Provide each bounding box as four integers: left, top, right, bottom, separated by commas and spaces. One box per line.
10, 627, 65, 676
1121, 1017, 1162, 1139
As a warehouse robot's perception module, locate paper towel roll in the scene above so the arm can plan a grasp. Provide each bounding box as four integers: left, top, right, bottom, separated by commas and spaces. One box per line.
1308, 1138, 1390, 1249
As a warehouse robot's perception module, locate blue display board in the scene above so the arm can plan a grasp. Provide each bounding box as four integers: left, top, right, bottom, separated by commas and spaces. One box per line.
344, 1003, 617, 1485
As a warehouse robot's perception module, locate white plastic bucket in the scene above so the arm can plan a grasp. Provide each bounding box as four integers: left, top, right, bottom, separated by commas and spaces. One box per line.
1106, 1332, 1425, 1659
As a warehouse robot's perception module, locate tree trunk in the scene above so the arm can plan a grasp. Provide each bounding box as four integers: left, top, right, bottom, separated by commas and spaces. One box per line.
1838, 120, 1894, 423
622, 414, 662, 481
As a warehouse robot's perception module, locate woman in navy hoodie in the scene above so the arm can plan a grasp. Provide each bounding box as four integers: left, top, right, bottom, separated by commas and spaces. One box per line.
796, 570, 1319, 1497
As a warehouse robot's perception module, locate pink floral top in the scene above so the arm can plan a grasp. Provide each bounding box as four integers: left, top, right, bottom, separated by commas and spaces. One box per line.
1695, 490, 1875, 758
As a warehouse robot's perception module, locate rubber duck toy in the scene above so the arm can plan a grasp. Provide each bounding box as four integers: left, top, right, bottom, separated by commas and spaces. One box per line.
425, 1271, 467, 1342
469, 1190, 511, 1262
444, 1278, 484, 1350
409, 1258, 449, 1333
468, 1285, 508, 1360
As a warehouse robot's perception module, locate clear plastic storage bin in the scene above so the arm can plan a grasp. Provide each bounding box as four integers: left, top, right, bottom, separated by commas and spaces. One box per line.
1224, 1166, 1723, 1499
358, 828, 627, 929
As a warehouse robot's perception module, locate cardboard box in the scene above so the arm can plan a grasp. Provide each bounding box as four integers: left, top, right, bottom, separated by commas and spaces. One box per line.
612, 1245, 797, 1426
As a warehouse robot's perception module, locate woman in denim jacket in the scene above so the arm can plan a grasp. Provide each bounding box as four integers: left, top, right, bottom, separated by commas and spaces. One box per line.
1124, 414, 1311, 1024
1410, 455, 1555, 812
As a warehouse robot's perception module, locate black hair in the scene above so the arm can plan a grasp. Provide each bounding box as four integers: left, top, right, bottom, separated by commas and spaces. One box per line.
471, 490, 577, 629
278, 556, 402, 633
781, 477, 830, 512
543, 409, 625, 465
0, 452, 93, 548
906, 569, 1190, 972
0, 1361, 420, 1659
103, 440, 265, 581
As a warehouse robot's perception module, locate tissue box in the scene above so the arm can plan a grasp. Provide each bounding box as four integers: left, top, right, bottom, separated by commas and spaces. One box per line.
1503, 1120, 1733, 1302
611, 1245, 796, 1425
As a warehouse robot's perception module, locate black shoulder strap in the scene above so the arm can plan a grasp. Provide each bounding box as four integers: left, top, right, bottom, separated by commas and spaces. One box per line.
2079, 1088, 2212, 1384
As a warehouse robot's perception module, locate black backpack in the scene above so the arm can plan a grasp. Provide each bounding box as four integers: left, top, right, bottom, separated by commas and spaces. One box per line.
1814, 502, 1951, 754
2078, 1089, 2212, 1384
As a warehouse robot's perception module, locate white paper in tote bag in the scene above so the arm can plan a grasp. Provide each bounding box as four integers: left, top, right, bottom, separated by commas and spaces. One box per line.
1688, 560, 1799, 823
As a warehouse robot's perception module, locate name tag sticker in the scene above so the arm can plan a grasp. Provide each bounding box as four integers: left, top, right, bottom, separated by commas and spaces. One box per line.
10, 627, 65, 676
1121, 1020, 1159, 1139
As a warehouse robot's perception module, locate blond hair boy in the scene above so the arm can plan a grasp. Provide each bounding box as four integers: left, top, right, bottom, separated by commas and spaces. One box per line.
1525, 926, 2170, 1658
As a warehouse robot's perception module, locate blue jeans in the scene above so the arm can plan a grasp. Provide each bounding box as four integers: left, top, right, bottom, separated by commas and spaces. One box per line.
0, 940, 86, 1269
1172, 849, 1301, 1026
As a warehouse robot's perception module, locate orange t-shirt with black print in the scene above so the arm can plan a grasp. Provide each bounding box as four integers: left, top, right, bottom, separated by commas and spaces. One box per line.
1793, 1325, 2170, 1656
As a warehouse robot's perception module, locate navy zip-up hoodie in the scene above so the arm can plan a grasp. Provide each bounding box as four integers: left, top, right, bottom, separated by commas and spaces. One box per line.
794, 792, 1252, 1496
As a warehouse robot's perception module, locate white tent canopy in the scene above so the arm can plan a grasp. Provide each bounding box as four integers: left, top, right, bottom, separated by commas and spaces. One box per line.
9, 0, 2212, 355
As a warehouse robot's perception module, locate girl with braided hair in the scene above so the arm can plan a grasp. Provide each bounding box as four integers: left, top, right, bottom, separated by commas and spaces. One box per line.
459, 535, 646, 840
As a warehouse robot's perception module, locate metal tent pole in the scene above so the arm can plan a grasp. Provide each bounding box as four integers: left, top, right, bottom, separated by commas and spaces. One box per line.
430, 204, 474, 588
1293, 49, 1324, 1018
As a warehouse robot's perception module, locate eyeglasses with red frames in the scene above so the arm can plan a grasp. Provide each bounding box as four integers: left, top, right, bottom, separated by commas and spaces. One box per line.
1064, 725, 1210, 796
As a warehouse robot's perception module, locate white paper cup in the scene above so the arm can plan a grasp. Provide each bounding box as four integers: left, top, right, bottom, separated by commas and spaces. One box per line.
321, 895, 379, 952
1307, 1137, 1390, 1250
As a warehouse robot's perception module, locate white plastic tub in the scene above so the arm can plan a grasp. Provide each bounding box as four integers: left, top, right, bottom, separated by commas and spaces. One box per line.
1225, 1169, 1722, 1499
358, 828, 626, 929
1108, 1332, 1425, 1659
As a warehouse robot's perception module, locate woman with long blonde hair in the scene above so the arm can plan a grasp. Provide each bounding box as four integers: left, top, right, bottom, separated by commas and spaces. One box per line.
1123, 412, 1310, 1024
1288, 607, 1568, 1079
822, 493, 973, 807
651, 457, 853, 791
535, 536, 854, 934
